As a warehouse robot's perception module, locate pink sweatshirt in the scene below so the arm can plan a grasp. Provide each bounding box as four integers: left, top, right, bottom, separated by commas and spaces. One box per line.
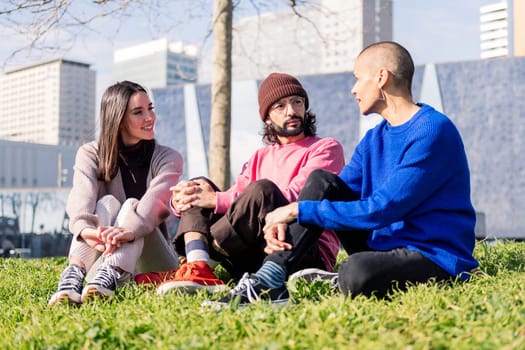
216, 136, 345, 270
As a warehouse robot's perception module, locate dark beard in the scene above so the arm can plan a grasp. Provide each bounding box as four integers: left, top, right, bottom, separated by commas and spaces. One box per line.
270, 115, 305, 137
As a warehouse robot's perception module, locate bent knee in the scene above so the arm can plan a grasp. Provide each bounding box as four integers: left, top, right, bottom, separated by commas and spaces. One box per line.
247, 179, 278, 194
308, 169, 333, 182
337, 255, 386, 298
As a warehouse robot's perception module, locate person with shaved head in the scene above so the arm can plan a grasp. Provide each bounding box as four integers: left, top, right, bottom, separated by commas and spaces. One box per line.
212, 41, 479, 305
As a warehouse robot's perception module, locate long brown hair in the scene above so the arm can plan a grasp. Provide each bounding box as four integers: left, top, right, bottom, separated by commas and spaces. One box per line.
96, 81, 148, 182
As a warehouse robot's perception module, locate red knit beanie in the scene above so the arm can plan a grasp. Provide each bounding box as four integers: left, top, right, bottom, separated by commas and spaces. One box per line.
258, 73, 309, 121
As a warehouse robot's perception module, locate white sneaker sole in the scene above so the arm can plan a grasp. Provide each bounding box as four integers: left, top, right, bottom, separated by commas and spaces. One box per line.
288, 268, 338, 283
81, 285, 114, 302
156, 281, 229, 295
48, 290, 81, 307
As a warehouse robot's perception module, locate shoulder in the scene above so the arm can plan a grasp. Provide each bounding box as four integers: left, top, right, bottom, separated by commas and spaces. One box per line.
312, 136, 342, 147
70, 142, 100, 178
415, 105, 461, 139
401, 105, 464, 156
306, 136, 344, 152
78, 140, 98, 154
415, 104, 454, 127
154, 142, 182, 159
250, 143, 274, 157
75, 141, 99, 163
152, 142, 183, 168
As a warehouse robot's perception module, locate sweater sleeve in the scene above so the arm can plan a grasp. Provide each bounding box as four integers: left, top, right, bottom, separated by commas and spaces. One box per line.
121, 145, 183, 239
215, 159, 253, 214
281, 137, 345, 202
299, 120, 462, 230
66, 143, 102, 238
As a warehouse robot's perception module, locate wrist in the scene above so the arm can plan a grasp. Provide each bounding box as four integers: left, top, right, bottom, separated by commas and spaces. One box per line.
291, 202, 299, 219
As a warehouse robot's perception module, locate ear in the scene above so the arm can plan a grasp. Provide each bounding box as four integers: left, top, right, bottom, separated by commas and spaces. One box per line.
376, 67, 389, 88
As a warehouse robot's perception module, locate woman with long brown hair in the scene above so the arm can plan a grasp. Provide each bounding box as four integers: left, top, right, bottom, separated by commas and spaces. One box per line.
48, 81, 182, 306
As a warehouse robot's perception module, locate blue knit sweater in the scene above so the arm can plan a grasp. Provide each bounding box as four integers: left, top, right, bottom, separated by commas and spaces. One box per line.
298, 104, 479, 278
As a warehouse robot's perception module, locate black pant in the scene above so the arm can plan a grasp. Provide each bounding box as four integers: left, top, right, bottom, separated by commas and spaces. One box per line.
338, 247, 452, 298
174, 178, 324, 280
265, 169, 452, 298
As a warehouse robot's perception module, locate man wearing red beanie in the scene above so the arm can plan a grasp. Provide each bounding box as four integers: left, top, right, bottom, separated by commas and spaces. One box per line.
145, 72, 345, 297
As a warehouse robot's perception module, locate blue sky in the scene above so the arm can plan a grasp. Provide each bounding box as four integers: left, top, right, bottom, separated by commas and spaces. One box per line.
394, 0, 492, 65
0, 0, 495, 102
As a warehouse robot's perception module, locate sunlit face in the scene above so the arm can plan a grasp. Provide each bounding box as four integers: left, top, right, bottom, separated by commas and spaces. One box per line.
351, 55, 383, 116
119, 91, 156, 146
266, 95, 306, 139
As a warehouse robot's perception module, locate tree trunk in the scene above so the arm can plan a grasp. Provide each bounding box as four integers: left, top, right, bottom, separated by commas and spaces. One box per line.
29, 192, 40, 234
208, 0, 232, 189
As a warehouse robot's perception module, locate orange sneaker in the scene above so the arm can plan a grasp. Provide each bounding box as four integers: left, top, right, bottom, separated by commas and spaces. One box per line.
156, 261, 228, 295
134, 268, 179, 286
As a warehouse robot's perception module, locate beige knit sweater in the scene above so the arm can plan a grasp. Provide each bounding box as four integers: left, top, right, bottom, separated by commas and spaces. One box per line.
66, 140, 183, 240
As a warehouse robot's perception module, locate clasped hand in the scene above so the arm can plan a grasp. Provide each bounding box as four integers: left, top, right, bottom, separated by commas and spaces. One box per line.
262, 202, 299, 254
81, 226, 135, 256
170, 179, 216, 211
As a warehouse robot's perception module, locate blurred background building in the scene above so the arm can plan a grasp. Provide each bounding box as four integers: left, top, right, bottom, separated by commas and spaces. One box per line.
112, 38, 199, 89
480, 0, 525, 58
0, 59, 95, 146
0, 140, 75, 189
231, 0, 392, 80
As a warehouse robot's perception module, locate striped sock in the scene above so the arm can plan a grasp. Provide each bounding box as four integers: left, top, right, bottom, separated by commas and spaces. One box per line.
255, 261, 287, 288
185, 239, 210, 264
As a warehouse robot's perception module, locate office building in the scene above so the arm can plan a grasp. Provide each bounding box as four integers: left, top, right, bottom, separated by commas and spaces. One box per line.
0, 59, 96, 146
112, 38, 199, 89
0, 140, 75, 189
480, 0, 525, 58
231, 0, 392, 80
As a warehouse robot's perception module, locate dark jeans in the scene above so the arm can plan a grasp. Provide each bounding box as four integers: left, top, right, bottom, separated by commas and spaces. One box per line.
266, 169, 452, 299
174, 178, 324, 280
338, 247, 452, 299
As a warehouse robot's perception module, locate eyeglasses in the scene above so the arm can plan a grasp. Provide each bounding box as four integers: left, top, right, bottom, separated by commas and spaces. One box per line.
269, 97, 305, 115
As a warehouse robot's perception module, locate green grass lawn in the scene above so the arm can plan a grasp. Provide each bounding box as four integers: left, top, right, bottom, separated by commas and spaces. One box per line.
1, 240, 523, 349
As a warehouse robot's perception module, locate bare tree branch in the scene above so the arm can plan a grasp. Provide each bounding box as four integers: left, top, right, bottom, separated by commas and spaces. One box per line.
0, 0, 156, 70
289, 1, 324, 40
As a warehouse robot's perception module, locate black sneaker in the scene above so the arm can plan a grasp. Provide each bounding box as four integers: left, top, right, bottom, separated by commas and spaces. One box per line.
288, 268, 339, 290
81, 264, 120, 302
202, 273, 289, 308
48, 264, 86, 307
